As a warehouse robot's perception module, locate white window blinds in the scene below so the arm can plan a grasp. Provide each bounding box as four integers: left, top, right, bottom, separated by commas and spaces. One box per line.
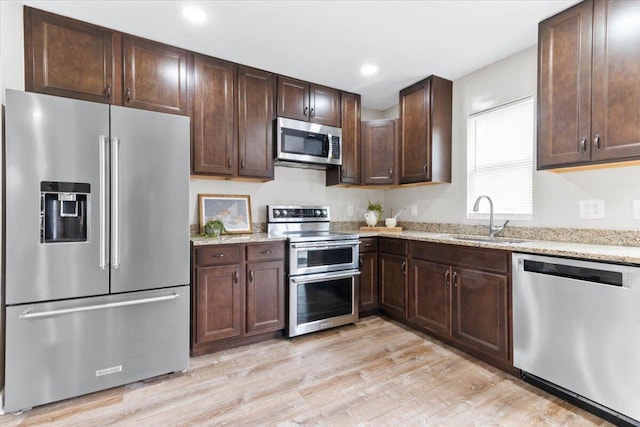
467, 97, 534, 220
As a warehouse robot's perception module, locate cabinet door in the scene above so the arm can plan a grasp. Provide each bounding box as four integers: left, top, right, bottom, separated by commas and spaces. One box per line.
237, 66, 275, 179
379, 253, 407, 319
277, 76, 310, 122
340, 92, 361, 184
591, 0, 640, 163
195, 264, 242, 343
24, 7, 121, 104
399, 79, 431, 183
409, 260, 450, 337
359, 252, 378, 314
451, 268, 509, 360
537, 1, 593, 169
123, 36, 189, 116
192, 55, 236, 176
362, 120, 396, 185
246, 261, 285, 335
310, 84, 341, 127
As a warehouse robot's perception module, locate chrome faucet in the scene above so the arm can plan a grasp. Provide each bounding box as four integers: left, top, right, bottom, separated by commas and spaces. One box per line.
473, 195, 509, 238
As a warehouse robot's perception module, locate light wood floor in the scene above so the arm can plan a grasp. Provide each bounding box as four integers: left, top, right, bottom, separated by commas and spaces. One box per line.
1, 316, 611, 426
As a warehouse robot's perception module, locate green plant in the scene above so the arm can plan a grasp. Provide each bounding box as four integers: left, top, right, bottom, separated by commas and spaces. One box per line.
367, 200, 383, 217
203, 219, 226, 237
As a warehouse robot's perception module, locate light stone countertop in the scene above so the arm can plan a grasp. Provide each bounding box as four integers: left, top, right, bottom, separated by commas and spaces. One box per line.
191, 230, 640, 265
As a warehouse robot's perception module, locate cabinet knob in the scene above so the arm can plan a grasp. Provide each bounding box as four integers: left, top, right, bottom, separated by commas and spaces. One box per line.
453, 271, 458, 287
234, 270, 239, 283
593, 134, 601, 152
126, 87, 132, 103
105, 84, 111, 100
445, 270, 451, 287
389, 168, 393, 177
259, 249, 273, 254
402, 261, 406, 275
303, 106, 309, 117
580, 137, 587, 154
423, 164, 428, 176
310, 108, 315, 118
249, 269, 254, 282
212, 253, 225, 258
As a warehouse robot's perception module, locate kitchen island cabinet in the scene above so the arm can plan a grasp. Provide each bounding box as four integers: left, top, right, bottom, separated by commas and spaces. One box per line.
277, 76, 341, 127
191, 241, 285, 356
538, 0, 640, 169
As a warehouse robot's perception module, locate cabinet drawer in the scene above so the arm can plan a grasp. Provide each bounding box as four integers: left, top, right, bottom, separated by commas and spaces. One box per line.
246, 242, 285, 261
359, 238, 377, 253
196, 245, 241, 267
411, 242, 508, 274
378, 237, 407, 256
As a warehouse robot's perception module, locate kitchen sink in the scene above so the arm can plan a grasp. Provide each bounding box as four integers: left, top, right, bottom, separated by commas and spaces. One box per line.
447, 234, 528, 245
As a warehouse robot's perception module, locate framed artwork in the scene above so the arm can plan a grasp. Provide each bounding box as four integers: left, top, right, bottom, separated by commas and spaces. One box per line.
198, 194, 253, 234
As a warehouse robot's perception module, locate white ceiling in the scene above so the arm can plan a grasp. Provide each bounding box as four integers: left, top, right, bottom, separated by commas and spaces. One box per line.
24, 0, 580, 111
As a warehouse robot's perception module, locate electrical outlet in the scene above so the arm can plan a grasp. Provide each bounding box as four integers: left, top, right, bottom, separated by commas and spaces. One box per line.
579, 199, 605, 220
411, 204, 418, 216
347, 205, 354, 217
633, 200, 640, 220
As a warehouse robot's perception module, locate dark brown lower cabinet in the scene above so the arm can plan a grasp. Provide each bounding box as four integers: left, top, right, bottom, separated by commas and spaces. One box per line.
358, 237, 378, 316
408, 241, 512, 372
378, 238, 408, 320
191, 242, 285, 356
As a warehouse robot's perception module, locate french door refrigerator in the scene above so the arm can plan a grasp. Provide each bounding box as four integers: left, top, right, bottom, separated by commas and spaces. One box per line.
2, 90, 190, 413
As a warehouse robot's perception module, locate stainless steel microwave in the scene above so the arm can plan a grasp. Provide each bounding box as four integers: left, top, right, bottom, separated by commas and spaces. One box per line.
275, 117, 342, 167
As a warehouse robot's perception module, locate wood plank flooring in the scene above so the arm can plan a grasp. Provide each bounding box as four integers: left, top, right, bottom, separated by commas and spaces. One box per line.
1, 316, 611, 426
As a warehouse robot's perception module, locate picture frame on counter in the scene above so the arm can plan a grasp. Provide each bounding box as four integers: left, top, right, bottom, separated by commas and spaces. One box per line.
198, 194, 253, 234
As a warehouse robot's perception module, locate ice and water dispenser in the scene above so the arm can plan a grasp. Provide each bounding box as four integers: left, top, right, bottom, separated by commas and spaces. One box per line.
40, 181, 89, 243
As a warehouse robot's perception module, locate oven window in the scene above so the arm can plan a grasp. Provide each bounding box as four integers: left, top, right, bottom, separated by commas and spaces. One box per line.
299, 247, 353, 268
296, 277, 353, 324
282, 128, 327, 157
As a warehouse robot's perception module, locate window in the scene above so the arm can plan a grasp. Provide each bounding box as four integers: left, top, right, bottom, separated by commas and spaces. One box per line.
467, 97, 534, 220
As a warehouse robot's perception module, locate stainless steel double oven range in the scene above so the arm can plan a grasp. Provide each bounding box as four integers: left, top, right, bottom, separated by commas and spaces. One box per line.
267, 206, 360, 337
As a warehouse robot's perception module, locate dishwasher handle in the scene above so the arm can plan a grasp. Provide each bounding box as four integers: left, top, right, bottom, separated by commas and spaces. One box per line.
523, 259, 625, 287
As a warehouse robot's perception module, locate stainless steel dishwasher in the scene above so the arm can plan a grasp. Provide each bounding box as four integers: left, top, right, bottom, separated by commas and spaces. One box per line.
512, 253, 640, 426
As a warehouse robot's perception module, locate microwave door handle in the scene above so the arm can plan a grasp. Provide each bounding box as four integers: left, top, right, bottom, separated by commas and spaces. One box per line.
327, 134, 332, 159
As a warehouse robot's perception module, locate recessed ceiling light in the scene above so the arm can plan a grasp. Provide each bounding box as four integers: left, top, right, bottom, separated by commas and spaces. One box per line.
183, 6, 206, 24
360, 64, 378, 77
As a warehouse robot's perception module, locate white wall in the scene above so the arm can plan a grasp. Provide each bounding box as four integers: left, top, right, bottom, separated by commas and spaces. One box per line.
191, 168, 384, 226
384, 46, 640, 230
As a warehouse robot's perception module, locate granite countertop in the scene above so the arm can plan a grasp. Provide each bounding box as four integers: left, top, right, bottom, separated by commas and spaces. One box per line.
359, 230, 640, 265
191, 230, 640, 264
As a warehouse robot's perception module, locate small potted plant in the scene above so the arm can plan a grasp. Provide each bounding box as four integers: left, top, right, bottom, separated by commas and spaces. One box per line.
203, 219, 226, 238
365, 200, 383, 227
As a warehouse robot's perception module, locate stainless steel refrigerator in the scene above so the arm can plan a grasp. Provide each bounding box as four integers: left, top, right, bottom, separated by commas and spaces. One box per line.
2, 90, 190, 413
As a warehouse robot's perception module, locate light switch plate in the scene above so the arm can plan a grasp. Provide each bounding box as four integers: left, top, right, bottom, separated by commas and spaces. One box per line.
579, 199, 605, 220
633, 200, 640, 220
411, 205, 418, 216
347, 205, 354, 217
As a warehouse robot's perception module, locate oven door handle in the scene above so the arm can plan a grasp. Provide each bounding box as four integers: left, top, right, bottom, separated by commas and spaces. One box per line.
291, 270, 361, 284
290, 241, 360, 250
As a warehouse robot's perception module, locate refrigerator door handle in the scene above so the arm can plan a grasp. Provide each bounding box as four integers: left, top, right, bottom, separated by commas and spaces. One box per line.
99, 135, 108, 270
18, 293, 180, 319
111, 137, 120, 269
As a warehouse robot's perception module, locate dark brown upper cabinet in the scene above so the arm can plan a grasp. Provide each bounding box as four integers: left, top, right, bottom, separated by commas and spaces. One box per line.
192, 55, 236, 176
24, 7, 122, 104
399, 75, 452, 184
277, 76, 341, 127
361, 119, 397, 185
123, 35, 190, 116
326, 92, 361, 186
192, 55, 275, 180
538, 0, 640, 170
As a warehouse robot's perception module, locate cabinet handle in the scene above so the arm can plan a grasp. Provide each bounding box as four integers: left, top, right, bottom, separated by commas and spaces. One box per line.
259, 249, 273, 254
303, 106, 309, 117
593, 134, 601, 152
389, 168, 393, 177
445, 270, 451, 287
234, 270, 239, 283
453, 271, 458, 287
310, 108, 315, 118
362, 243, 373, 247
423, 164, 428, 176
241, 158, 245, 169
249, 269, 254, 282
105, 84, 111, 99
342, 168, 346, 179
359, 256, 363, 267
212, 253, 225, 258
580, 137, 587, 154
228, 157, 232, 168
126, 87, 132, 103
402, 261, 406, 275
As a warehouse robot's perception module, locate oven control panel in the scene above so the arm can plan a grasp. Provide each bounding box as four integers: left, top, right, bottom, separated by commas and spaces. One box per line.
267, 205, 330, 222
